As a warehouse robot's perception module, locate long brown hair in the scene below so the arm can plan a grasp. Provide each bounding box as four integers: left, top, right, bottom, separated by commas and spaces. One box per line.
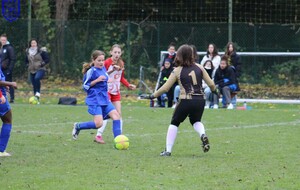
206, 43, 219, 59
225, 42, 236, 56
82, 50, 105, 74
110, 44, 124, 70
174, 44, 194, 67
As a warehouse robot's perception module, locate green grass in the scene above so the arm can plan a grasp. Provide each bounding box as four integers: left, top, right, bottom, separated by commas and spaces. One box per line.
0, 102, 299, 190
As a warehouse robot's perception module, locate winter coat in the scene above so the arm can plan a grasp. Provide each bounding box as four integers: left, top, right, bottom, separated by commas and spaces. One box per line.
0, 43, 16, 74
160, 67, 173, 85
228, 52, 241, 78
214, 65, 238, 89
25, 47, 50, 74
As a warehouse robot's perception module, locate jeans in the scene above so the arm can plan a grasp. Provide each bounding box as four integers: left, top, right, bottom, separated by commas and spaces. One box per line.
30, 70, 45, 95
173, 85, 180, 103
204, 86, 214, 108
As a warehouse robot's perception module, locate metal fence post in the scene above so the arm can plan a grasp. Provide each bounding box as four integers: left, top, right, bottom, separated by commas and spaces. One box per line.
127, 20, 131, 81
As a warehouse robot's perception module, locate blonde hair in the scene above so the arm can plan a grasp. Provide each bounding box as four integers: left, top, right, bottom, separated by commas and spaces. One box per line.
82, 50, 105, 74
110, 44, 124, 70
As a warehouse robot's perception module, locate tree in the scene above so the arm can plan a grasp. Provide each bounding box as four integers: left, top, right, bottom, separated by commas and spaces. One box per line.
54, 0, 75, 74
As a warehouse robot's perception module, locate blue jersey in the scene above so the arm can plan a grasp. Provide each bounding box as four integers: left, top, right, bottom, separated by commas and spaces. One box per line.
83, 66, 110, 106
0, 68, 10, 116
0, 69, 7, 96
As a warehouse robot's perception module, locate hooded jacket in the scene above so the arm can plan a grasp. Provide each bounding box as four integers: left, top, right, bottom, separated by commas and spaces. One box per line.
0, 43, 16, 74
214, 65, 238, 88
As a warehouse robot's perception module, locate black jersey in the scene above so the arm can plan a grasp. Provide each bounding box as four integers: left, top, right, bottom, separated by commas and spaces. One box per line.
154, 63, 216, 100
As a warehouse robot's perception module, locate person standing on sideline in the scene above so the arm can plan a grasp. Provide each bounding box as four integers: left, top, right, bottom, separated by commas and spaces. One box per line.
94, 44, 136, 144
150, 44, 217, 156
25, 39, 50, 103
0, 66, 18, 157
0, 34, 16, 103
72, 50, 121, 141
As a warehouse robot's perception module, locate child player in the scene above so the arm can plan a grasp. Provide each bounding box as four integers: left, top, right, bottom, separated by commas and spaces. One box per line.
72, 50, 121, 140
94, 44, 136, 144
0, 68, 17, 157
150, 44, 217, 156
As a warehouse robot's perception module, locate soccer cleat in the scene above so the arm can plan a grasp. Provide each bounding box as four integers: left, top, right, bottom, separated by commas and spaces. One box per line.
0, 151, 11, 157
213, 104, 219, 109
72, 123, 80, 140
227, 103, 234, 109
160, 150, 171, 157
201, 134, 210, 153
94, 135, 105, 144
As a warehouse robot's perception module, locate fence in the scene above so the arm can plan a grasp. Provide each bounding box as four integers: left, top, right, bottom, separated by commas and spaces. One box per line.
1, 20, 300, 86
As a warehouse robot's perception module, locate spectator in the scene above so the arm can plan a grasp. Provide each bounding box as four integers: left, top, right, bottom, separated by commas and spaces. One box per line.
161, 43, 176, 69
202, 60, 215, 109
157, 43, 176, 107
225, 42, 241, 78
25, 39, 50, 103
0, 34, 16, 103
214, 56, 239, 109
200, 43, 221, 78
158, 59, 174, 108
225, 42, 241, 107
190, 44, 200, 63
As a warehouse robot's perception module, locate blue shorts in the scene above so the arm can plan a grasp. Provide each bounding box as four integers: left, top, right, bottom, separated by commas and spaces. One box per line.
0, 98, 11, 117
87, 103, 115, 119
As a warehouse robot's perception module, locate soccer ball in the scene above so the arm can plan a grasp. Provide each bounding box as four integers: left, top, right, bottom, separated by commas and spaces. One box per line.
114, 135, 129, 150
29, 96, 39, 104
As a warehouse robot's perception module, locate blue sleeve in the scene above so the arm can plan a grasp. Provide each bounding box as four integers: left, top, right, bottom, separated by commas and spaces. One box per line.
83, 69, 93, 91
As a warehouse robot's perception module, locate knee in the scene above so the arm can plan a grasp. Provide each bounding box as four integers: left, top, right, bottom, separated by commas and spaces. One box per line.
223, 86, 230, 90
95, 120, 103, 128
221, 86, 230, 93
189, 119, 200, 125
110, 110, 120, 120
171, 119, 180, 127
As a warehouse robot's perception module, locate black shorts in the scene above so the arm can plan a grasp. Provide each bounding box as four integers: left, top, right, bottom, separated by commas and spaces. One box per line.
171, 98, 205, 126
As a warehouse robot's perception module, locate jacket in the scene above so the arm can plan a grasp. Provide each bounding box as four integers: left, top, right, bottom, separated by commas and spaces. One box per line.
25, 47, 50, 74
0, 43, 16, 74
228, 52, 241, 78
214, 66, 238, 89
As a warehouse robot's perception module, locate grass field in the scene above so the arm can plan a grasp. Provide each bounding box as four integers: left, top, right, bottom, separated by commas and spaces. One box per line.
0, 100, 299, 190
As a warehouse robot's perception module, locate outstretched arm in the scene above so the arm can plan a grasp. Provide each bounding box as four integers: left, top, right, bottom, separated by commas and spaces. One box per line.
0, 81, 17, 89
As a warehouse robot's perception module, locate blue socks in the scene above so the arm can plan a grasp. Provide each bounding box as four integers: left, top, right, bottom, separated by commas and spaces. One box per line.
112, 120, 121, 138
76, 120, 121, 138
0, 123, 12, 152
77, 121, 97, 130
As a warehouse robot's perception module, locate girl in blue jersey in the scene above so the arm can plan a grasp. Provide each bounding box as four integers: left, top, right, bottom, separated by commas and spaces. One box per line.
72, 50, 121, 140
0, 68, 18, 157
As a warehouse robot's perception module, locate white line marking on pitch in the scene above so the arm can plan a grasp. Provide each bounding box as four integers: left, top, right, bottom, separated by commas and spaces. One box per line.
12, 120, 300, 136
